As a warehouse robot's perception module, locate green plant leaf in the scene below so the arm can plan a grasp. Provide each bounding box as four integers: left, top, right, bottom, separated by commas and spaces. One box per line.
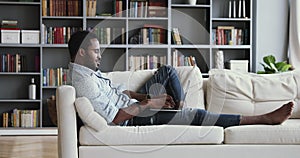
269, 62, 278, 72
281, 64, 292, 72
257, 71, 266, 74
263, 55, 276, 67
275, 62, 286, 71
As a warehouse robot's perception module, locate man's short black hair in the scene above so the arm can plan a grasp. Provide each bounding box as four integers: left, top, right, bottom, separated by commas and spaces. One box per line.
68, 30, 98, 62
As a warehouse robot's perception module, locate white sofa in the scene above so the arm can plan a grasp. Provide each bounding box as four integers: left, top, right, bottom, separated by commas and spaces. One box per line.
56, 66, 300, 158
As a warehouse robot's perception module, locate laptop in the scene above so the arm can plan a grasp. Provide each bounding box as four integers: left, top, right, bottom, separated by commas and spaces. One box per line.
150, 80, 190, 112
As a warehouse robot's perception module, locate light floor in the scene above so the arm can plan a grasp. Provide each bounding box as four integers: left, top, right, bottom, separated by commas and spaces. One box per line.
0, 136, 58, 158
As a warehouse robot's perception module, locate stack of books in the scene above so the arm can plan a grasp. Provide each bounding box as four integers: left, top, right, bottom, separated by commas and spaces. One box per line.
1, 20, 19, 30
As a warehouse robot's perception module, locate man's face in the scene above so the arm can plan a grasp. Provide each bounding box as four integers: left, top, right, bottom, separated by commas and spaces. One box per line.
82, 38, 101, 71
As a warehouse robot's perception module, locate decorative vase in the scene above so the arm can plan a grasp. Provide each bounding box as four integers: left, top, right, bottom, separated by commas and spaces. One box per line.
215, 50, 224, 69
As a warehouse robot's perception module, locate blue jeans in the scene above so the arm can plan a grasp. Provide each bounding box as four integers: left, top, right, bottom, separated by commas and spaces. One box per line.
130, 65, 241, 128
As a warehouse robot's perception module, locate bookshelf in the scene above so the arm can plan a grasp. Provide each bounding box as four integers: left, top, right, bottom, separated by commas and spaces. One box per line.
0, 0, 253, 134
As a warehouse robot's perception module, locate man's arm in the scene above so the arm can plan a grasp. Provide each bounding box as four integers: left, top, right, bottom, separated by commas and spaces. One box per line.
112, 95, 173, 124
122, 90, 148, 101
123, 90, 176, 106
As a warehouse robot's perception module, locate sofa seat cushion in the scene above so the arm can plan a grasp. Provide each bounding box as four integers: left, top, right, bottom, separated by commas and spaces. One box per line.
102, 66, 205, 109
206, 69, 300, 118
79, 125, 224, 145
224, 119, 300, 144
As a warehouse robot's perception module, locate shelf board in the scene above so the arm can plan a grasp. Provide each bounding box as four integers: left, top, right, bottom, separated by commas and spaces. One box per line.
42, 16, 84, 20
0, 72, 40, 75
212, 18, 251, 21
0, 1, 40, 6
0, 44, 40, 47
100, 44, 127, 49
128, 17, 168, 21
171, 4, 211, 8
211, 45, 252, 49
128, 44, 169, 49
41, 44, 68, 48
87, 16, 127, 20
171, 45, 211, 49
0, 127, 57, 136
43, 86, 58, 89
0, 99, 41, 103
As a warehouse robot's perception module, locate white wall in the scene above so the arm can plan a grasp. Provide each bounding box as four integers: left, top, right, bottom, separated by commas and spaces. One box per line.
253, 0, 289, 72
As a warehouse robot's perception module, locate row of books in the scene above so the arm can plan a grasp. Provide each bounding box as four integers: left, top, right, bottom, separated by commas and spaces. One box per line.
43, 68, 69, 87
129, 0, 149, 18
42, 25, 83, 44
42, 0, 82, 16
0, 54, 26, 72
113, 0, 125, 17
172, 49, 197, 67
86, 0, 97, 17
129, 55, 166, 70
2, 109, 39, 128
129, 0, 167, 18
131, 24, 166, 44
212, 26, 249, 45
89, 27, 126, 45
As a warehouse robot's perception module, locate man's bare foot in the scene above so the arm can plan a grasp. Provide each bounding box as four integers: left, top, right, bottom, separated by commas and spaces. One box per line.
240, 102, 294, 125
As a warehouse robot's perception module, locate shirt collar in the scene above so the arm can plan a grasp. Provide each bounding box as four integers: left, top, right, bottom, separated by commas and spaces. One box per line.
69, 62, 102, 77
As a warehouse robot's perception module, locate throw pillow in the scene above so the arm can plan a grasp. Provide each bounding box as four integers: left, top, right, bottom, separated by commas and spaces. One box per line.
75, 97, 108, 132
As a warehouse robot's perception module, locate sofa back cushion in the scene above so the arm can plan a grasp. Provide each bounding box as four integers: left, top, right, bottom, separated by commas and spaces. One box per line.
206, 69, 300, 118
102, 66, 205, 109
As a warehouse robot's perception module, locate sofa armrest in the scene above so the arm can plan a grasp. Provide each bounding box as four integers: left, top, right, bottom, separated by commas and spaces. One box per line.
56, 85, 78, 158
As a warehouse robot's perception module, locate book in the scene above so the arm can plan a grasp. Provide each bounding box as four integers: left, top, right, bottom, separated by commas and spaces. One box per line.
229, 0, 232, 18
172, 28, 182, 45
238, 0, 242, 18
233, 0, 236, 18
243, 0, 246, 18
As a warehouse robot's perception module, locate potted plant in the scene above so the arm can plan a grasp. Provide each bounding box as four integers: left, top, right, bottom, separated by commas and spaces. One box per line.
257, 55, 293, 74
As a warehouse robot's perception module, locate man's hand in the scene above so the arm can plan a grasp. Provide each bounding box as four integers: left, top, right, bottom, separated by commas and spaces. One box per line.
139, 94, 176, 109
123, 90, 176, 109
113, 93, 176, 125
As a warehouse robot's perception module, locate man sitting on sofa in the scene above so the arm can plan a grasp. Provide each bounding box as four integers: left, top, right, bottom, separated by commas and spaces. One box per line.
68, 30, 294, 128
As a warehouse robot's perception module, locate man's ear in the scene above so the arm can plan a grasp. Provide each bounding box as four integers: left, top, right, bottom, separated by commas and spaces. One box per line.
78, 48, 86, 57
